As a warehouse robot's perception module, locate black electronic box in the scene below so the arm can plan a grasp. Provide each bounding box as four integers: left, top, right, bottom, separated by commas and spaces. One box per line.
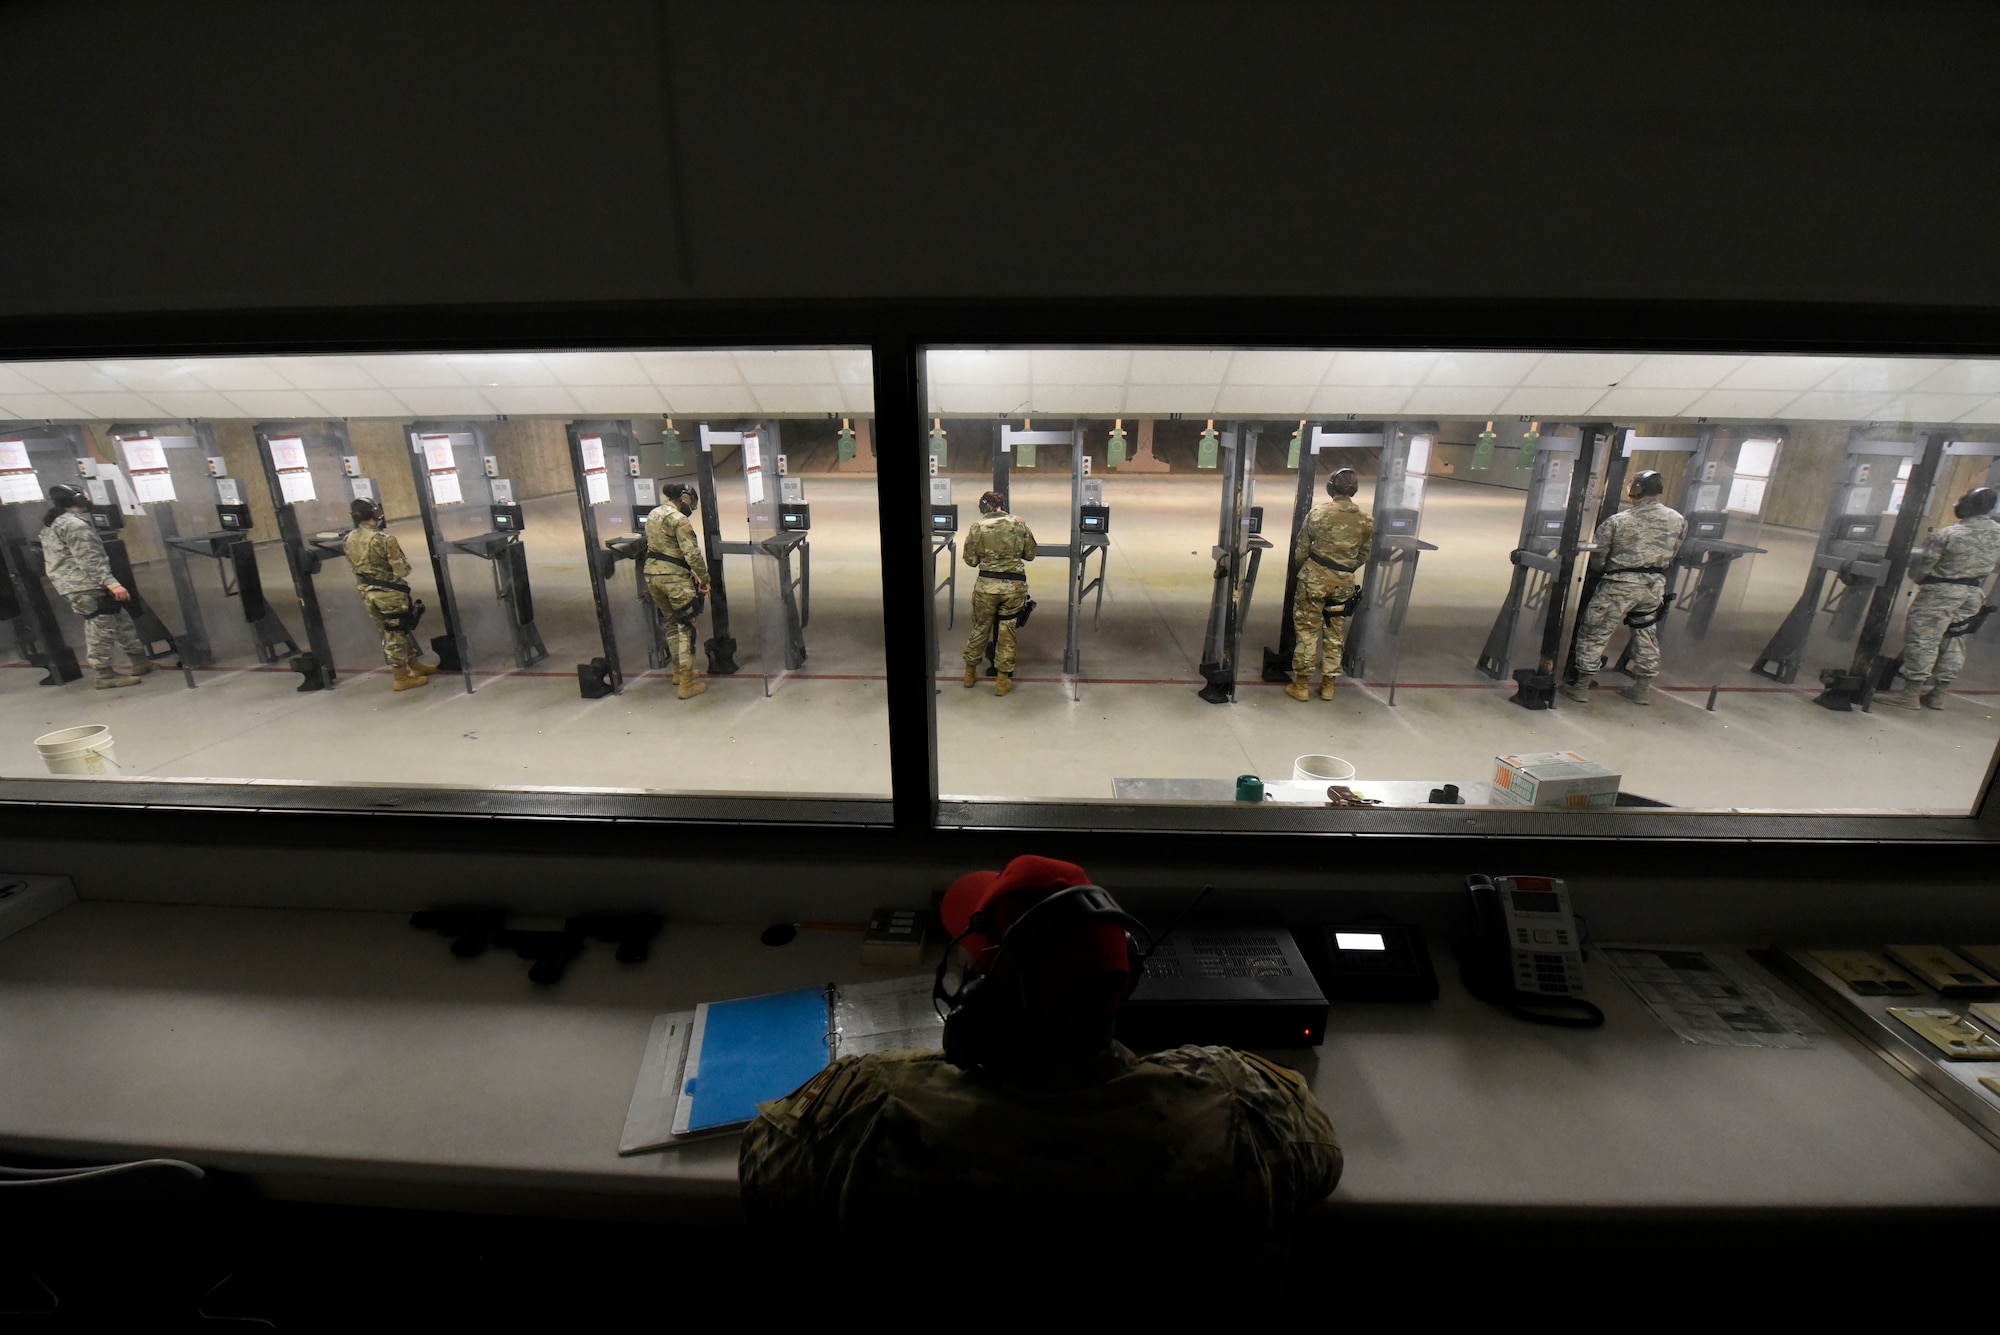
779, 503, 810, 532
1119, 916, 1328, 1050
1305, 922, 1439, 1003
1080, 504, 1109, 535
1245, 505, 1263, 536
931, 504, 959, 533
217, 504, 253, 532
1688, 511, 1726, 541
491, 503, 525, 532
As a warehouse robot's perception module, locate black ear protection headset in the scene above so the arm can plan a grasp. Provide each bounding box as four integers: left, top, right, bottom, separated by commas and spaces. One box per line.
933, 884, 1153, 1071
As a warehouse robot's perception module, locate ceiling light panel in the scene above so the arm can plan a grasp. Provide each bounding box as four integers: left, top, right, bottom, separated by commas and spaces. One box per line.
928, 350, 1033, 385
445, 353, 558, 387
1911, 362, 2000, 396
1717, 356, 1843, 391
1402, 386, 1509, 415
351, 355, 470, 389
635, 351, 744, 386
749, 385, 847, 414
480, 386, 580, 415
541, 352, 651, 386
63, 392, 171, 419
1308, 386, 1414, 415
733, 349, 838, 385
1954, 397, 2000, 424
567, 385, 670, 415
1781, 391, 1892, 421
1328, 351, 1438, 386
261, 357, 382, 390
307, 389, 412, 418
1588, 387, 1703, 418
13, 362, 130, 394
1517, 353, 1646, 387
1497, 387, 1605, 416
1121, 384, 1218, 415
1030, 349, 1132, 383
1809, 358, 1954, 394
394, 387, 495, 417
225, 391, 330, 418
1223, 350, 1336, 385
1618, 355, 1747, 389
1025, 385, 1126, 415
1422, 352, 1542, 386
141, 390, 248, 419
1684, 389, 1800, 418
664, 385, 760, 415
0, 394, 86, 420
1124, 349, 1234, 384
1213, 386, 1321, 415
188, 359, 296, 392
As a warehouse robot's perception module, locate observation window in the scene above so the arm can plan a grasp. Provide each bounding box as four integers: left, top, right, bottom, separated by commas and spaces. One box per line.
923, 347, 2000, 818
0, 348, 886, 807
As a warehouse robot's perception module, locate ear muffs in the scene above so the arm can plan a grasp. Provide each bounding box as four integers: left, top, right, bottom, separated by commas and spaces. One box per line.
932, 887, 1151, 1071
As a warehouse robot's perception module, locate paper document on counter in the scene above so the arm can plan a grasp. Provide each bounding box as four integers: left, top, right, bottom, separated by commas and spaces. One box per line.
1602, 945, 1820, 1048
833, 975, 946, 1057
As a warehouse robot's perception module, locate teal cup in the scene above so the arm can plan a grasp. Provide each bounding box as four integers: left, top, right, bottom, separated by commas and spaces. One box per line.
1235, 774, 1264, 802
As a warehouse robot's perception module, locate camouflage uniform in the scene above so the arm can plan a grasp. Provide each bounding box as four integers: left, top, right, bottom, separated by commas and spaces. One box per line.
740, 1043, 1340, 1253
1291, 497, 1373, 677
643, 503, 710, 675
1572, 497, 1688, 682
1900, 513, 2000, 692
344, 523, 419, 668
962, 510, 1036, 674
41, 511, 147, 674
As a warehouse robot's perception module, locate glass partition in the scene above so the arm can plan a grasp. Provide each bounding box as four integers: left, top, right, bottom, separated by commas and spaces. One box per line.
0, 348, 887, 802
925, 348, 2000, 817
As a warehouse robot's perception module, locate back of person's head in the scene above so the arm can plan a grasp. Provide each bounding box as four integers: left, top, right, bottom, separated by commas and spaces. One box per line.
978, 489, 1006, 515
1629, 469, 1666, 498
1958, 486, 1999, 519
43, 483, 88, 528
1327, 468, 1359, 498
935, 855, 1141, 1073
350, 497, 382, 526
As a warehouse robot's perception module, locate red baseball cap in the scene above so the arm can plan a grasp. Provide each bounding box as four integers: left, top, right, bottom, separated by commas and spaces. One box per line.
940, 855, 1133, 1004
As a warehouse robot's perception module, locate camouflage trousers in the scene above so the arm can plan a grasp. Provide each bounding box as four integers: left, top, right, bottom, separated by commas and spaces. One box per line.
1291, 565, 1357, 676
1901, 584, 1985, 687
360, 589, 418, 669
1573, 575, 1666, 679
64, 591, 146, 673
965, 578, 1029, 674
647, 572, 700, 672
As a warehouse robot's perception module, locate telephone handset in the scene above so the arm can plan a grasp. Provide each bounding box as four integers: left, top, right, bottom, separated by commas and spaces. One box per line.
1460, 874, 1604, 1028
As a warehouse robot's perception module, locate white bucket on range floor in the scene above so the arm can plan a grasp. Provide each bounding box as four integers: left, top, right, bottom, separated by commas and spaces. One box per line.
1293, 753, 1355, 783
34, 724, 119, 776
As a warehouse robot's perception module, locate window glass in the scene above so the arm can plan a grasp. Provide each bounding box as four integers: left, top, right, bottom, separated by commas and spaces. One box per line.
925, 348, 2000, 816
0, 348, 887, 801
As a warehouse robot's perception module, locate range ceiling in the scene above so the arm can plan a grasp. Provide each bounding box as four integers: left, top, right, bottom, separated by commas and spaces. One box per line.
0, 349, 874, 424
2, 348, 1997, 427
925, 350, 2000, 425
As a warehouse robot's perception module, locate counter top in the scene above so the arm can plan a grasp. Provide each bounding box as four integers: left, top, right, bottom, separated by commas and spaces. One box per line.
5, 901, 2000, 1220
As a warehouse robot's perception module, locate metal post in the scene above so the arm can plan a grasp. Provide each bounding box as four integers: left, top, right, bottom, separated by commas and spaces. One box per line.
567, 420, 626, 693
402, 426, 474, 694
693, 426, 738, 674
1065, 422, 1084, 676
255, 425, 337, 691
1514, 425, 1605, 709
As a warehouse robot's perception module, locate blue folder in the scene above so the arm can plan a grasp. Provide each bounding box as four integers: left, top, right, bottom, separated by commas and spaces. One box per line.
681, 984, 832, 1133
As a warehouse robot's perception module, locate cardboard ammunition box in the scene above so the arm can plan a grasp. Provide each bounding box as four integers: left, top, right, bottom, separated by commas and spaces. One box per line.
1489, 751, 1620, 810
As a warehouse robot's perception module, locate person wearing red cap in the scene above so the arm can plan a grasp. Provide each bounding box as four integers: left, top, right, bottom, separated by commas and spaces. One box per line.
739, 855, 1342, 1262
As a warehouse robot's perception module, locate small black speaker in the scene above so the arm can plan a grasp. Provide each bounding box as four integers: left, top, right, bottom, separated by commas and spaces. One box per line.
578, 657, 614, 699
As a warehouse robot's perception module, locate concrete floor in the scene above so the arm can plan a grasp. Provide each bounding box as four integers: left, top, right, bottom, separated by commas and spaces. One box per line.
5, 471, 1997, 813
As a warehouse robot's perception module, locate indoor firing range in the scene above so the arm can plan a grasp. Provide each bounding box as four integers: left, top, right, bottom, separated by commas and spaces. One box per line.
3, 347, 1998, 815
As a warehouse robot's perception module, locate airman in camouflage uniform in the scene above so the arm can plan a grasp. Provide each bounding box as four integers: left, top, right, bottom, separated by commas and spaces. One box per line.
643, 483, 712, 700
961, 491, 1036, 697
1563, 470, 1688, 706
344, 498, 436, 691
40, 485, 151, 688
1885, 487, 2000, 710
1288, 469, 1373, 700
740, 1043, 1342, 1257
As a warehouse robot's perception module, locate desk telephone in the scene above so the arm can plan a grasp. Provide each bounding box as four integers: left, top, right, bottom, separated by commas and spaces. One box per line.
1461, 874, 1604, 1028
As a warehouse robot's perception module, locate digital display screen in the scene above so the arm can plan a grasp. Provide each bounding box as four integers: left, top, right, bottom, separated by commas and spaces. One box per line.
1509, 890, 1560, 913
1082, 515, 1105, 531
933, 513, 953, 529
1334, 932, 1386, 951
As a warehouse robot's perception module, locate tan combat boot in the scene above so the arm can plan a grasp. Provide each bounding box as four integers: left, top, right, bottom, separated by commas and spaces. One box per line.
126, 658, 155, 676
407, 657, 440, 676
94, 669, 141, 690
1618, 677, 1652, 706
676, 666, 708, 700
994, 673, 1014, 697
392, 665, 428, 691
1284, 671, 1310, 702
1559, 675, 1593, 703
1923, 681, 1952, 710
963, 664, 978, 688
1319, 674, 1337, 700
1881, 681, 1925, 710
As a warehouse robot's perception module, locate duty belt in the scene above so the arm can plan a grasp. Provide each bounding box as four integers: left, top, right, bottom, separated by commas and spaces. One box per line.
644, 551, 691, 573
1603, 564, 1668, 577
1308, 552, 1362, 573
978, 569, 1027, 582
354, 574, 412, 595
1921, 574, 1986, 586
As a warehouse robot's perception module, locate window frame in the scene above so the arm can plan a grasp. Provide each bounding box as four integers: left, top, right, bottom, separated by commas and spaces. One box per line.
0, 301, 1996, 853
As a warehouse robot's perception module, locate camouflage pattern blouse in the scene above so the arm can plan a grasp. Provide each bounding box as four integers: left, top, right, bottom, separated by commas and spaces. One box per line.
739, 1043, 1341, 1242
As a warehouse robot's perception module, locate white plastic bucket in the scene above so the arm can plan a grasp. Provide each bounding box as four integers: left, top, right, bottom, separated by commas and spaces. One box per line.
1293, 753, 1355, 783
34, 724, 119, 776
